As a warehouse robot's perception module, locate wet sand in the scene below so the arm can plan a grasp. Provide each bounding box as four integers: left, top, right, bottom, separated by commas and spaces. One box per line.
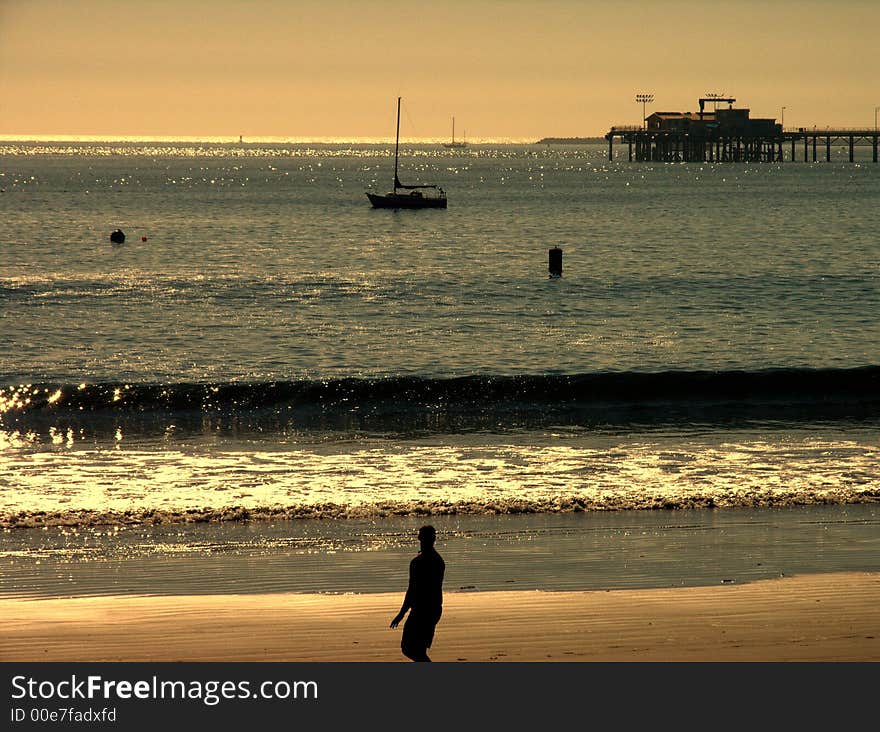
2, 572, 878, 662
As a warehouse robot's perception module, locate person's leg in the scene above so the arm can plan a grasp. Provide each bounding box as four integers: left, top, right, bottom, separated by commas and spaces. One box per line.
401, 614, 432, 661
401, 641, 431, 662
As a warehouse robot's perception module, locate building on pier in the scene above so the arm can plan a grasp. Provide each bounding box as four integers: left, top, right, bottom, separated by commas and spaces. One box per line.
606, 97, 879, 163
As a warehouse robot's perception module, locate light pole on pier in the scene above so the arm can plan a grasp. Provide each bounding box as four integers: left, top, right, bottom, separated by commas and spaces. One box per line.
875, 106, 879, 131
781, 106, 786, 130
636, 93, 653, 130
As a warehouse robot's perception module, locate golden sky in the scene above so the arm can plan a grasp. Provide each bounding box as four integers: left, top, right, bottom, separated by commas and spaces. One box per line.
1, 0, 877, 140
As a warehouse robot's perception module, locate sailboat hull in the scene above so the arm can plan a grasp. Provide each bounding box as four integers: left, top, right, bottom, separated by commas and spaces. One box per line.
367, 192, 447, 209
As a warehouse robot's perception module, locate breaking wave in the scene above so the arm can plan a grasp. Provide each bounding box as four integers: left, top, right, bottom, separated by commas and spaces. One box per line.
3, 367, 880, 436
5, 489, 880, 530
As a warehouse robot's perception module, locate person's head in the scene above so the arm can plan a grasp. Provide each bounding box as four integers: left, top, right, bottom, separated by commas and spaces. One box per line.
418, 525, 436, 549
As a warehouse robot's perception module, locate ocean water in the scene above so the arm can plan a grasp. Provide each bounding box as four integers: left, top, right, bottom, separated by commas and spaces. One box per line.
1, 141, 879, 597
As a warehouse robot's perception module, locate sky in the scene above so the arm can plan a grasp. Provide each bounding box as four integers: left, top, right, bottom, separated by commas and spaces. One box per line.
1, 0, 878, 140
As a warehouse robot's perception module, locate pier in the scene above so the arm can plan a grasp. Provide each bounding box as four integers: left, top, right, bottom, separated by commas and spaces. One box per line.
606, 97, 880, 163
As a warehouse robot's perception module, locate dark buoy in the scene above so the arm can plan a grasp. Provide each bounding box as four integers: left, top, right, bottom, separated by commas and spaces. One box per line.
141, 236, 148, 242
110, 229, 125, 244
549, 246, 563, 278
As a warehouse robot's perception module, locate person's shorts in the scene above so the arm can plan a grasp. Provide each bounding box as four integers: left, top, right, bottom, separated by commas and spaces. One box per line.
402, 608, 442, 650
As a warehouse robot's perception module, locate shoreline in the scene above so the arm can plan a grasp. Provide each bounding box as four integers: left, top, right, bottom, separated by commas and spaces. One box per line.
5, 504, 878, 599
3, 572, 878, 662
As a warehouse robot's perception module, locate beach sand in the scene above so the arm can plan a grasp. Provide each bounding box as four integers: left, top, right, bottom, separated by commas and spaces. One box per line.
2, 572, 878, 662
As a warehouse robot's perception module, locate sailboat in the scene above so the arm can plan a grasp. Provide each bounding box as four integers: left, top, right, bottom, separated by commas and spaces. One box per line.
442, 116, 467, 149
366, 97, 447, 209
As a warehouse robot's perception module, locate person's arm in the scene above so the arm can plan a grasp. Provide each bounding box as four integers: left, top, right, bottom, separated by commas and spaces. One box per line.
390, 560, 416, 628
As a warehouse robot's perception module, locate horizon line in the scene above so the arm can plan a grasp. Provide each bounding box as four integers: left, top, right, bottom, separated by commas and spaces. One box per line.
0, 134, 606, 146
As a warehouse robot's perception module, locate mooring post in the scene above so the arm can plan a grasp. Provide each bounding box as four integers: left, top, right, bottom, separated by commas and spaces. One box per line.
826, 136, 831, 162
548, 246, 563, 278
608, 136, 613, 162
873, 135, 878, 163
849, 135, 854, 162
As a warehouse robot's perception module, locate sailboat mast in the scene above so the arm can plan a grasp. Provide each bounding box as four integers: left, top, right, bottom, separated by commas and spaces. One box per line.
452, 116, 455, 143
393, 96, 401, 191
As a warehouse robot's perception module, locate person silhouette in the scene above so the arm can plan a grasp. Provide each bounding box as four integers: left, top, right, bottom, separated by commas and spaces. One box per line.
390, 525, 445, 662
